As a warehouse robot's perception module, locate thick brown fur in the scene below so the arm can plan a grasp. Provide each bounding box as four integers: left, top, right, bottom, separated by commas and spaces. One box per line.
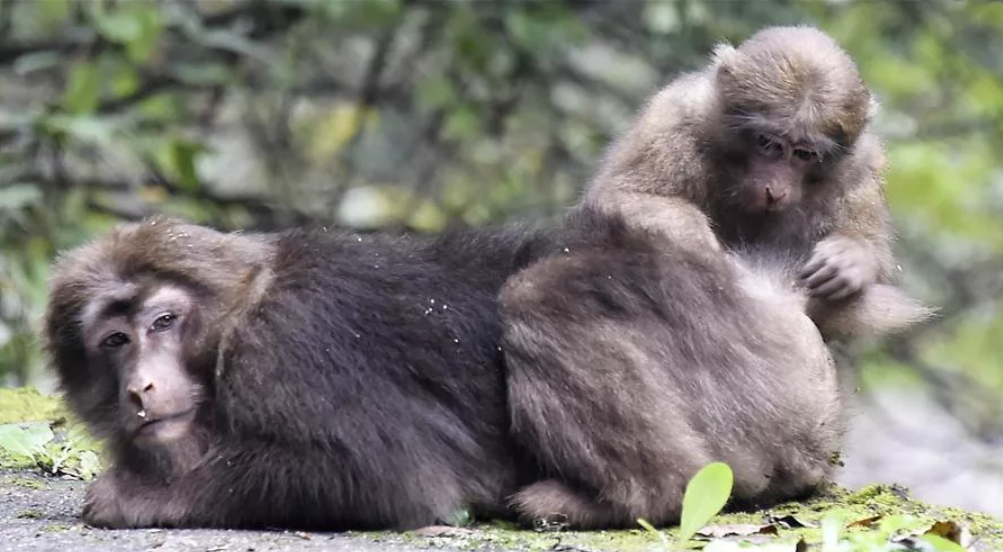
496, 26, 933, 529
44, 217, 552, 530
500, 206, 843, 529
579, 26, 910, 309
500, 204, 933, 529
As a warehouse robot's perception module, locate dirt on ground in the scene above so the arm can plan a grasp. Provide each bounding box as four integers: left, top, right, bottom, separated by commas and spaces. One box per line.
0, 471, 473, 552
6, 469, 1003, 552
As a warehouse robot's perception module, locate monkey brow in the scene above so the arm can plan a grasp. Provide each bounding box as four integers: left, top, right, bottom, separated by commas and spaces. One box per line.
78, 288, 139, 329
103, 299, 134, 318
79, 280, 168, 324
86, 293, 141, 323
726, 112, 842, 154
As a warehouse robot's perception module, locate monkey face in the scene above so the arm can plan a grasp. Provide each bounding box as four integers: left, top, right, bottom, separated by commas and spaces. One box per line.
82, 285, 204, 447
728, 128, 834, 215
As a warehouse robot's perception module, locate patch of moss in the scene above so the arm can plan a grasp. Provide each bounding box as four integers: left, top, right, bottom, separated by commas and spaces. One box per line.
0, 388, 67, 425
8, 477, 44, 489
17, 509, 44, 519
0, 452, 35, 470
40, 523, 72, 533
355, 484, 1003, 551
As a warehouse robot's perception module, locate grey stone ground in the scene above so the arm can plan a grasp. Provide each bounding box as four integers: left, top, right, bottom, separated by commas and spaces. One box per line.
0, 472, 474, 552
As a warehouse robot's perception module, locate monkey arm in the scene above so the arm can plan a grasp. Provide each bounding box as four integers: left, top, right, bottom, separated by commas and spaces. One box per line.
800, 163, 896, 300
85, 443, 387, 529
580, 191, 723, 255
835, 175, 896, 284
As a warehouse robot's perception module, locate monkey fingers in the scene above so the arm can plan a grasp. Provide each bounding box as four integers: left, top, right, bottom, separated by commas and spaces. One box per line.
800, 236, 878, 300
84, 472, 178, 529
82, 475, 128, 529
813, 271, 864, 301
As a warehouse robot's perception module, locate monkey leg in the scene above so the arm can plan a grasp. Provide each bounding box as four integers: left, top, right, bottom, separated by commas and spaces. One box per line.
500, 254, 715, 529
510, 479, 639, 530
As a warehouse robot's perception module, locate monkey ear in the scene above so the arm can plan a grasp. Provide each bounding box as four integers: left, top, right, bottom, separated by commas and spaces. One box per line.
712, 44, 748, 84
711, 43, 740, 70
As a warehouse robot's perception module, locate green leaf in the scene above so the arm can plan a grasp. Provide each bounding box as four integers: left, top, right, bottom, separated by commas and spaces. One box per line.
678, 461, 734, 544
127, 6, 164, 63
820, 510, 851, 552
62, 62, 101, 114
169, 139, 204, 191
94, 11, 143, 44
0, 423, 55, 459
922, 534, 967, 552
635, 518, 670, 547
13, 51, 63, 76
443, 104, 481, 141
416, 77, 455, 111
45, 115, 115, 145
90, 4, 163, 63
75, 450, 101, 480
112, 64, 140, 98
0, 184, 43, 212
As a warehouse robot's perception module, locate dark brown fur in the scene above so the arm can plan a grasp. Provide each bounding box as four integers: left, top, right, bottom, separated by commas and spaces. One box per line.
44, 218, 552, 530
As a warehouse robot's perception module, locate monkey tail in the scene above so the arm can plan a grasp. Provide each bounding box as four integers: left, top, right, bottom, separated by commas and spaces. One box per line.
807, 285, 937, 342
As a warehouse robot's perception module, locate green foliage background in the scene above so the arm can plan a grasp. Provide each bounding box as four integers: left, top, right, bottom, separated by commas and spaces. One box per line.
0, 0, 999, 439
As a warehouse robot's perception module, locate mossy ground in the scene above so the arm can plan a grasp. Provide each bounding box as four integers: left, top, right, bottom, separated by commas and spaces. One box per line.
366, 485, 1003, 551
2, 386, 1001, 551
0, 387, 72, 469
0, 387, 67, 426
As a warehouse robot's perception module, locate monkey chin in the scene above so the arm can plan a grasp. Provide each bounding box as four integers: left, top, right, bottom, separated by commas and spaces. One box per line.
745, 199, 794, 216
132, 409, 197, 445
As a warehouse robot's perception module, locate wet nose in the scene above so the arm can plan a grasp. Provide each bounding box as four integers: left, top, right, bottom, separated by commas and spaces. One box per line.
765, 186, 787, 205
127, 380, 154, 409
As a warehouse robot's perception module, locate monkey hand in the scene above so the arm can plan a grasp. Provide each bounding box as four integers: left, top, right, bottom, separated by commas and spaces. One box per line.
83, 473, 172, 528
82, 475, 129, 528
799, 235, 879, 301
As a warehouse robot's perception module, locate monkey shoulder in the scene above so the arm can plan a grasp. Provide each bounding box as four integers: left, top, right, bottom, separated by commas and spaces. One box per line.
643, 69, 718, 128
222, 226, 528, 388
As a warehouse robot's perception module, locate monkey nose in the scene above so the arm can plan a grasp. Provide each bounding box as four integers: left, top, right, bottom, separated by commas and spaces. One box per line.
765, 186, 787, 205
126, 381, 155, 408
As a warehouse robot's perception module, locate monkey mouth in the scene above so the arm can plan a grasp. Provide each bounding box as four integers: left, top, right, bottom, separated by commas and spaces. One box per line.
749, 202, 788, 215
134, 408, 197, 438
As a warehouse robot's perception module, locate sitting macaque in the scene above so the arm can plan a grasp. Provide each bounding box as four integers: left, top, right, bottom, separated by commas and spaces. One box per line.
500, 205, 931, 529
497, 26, 934, 529
579, 25, 903, 308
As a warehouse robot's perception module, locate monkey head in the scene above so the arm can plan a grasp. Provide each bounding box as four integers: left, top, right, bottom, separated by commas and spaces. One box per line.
78, 283, 203, 445
43, 218, 274, 452
711, 26, 873, 215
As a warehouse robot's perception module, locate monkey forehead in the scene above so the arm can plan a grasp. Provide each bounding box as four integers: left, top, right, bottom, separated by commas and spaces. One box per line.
45, 217, 272, 326
79, 283, 194, 330
717, 26, 871, 143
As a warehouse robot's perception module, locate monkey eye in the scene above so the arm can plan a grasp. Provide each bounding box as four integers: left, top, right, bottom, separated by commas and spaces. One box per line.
793, 148, 820, 162
150, 313, 177, 333
100, 332, 130, 349
755, 134, 782, 156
